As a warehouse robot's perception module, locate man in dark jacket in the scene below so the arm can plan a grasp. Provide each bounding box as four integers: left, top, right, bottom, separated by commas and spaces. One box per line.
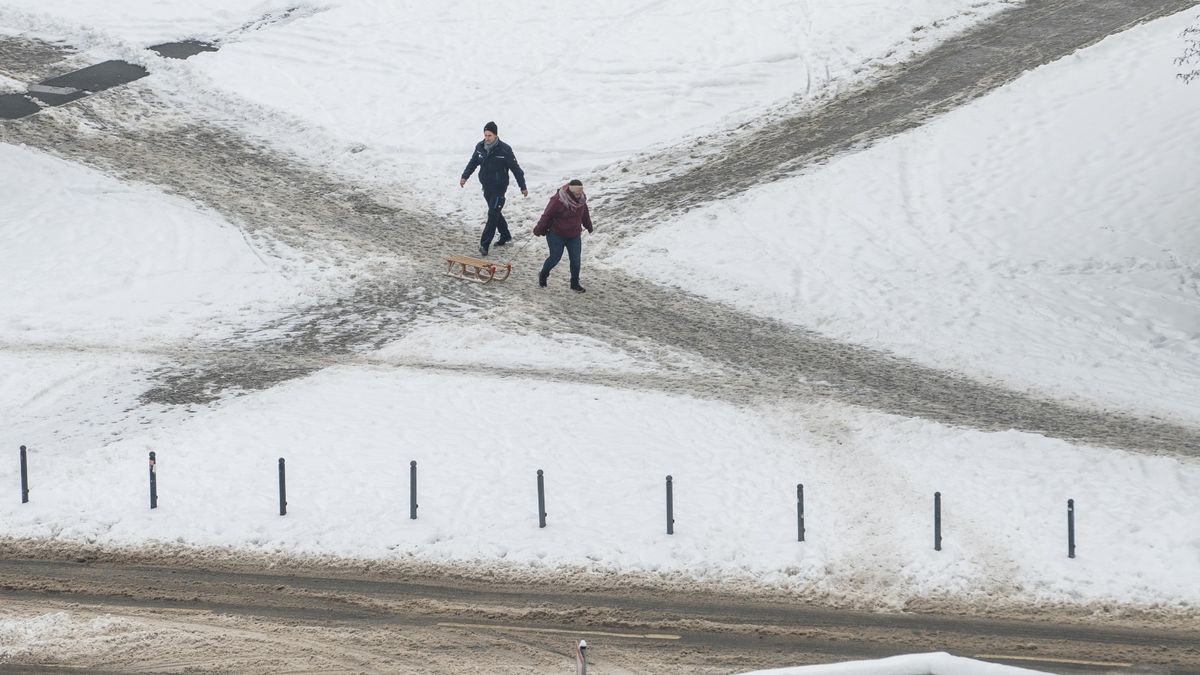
533, 179, 593, 293
459, 121, 528, 257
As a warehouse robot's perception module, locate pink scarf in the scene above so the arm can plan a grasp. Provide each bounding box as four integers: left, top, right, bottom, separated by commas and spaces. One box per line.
557, 184, 586, 211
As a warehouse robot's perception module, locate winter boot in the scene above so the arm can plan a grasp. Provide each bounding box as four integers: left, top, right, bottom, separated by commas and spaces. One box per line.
538, 270, 548, 288
570, 283, 586, 294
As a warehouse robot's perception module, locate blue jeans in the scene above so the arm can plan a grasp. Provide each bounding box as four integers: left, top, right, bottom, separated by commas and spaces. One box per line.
479, 187, 510, 250
540, 232, 581, 284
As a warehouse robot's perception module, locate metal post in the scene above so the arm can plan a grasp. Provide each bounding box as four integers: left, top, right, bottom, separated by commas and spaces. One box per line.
666, 475, 674, 535
797, 483, 805, 542
934, 492, 942, 551
148, 451, 158, 509
537, 469, 546, 528
410, 460, 418, 520
1067, 498, 1075, 559
19, 445, 29, 504
575, 639, 588, 675
278, 458, 287, 516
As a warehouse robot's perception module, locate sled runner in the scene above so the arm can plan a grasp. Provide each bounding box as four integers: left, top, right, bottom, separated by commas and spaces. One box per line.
444, 254, 512, 284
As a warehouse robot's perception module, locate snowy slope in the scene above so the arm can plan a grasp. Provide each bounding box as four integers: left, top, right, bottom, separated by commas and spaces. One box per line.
0, 0, 1022, 213
0, 143, 349, 345
3, 357, 1199, 610
1, 0, 1198, 620
613, 10, 1200, 425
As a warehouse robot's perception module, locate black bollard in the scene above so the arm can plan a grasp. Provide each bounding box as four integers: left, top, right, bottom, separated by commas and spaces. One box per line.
666, 475, 674, 535
148, 451, 158, 509
410, 460, 418, 520
19, 445, 29, 504
797, 483, 805, 542
934, 492, 942, 551
1067, 498, 1075, 559
278, 458, 287, 516
537, 469, 546, 528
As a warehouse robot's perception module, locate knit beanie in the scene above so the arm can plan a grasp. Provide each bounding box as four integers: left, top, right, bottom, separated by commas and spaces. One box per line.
484, 121, 498, 135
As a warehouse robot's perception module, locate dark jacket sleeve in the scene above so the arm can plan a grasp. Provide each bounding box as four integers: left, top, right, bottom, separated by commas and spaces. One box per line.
506, 147, 527, 190
533, 196, 558, 236
461, 144, 481, 181
581, 203, 593, 233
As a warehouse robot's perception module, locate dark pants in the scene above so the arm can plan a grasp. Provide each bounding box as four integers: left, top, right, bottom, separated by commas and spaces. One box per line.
479, 187, 510, 251
540, 232, 582, 284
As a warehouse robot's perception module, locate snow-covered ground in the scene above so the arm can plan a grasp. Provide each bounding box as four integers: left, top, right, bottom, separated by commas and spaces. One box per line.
1, 0, 1199, 659
742, 653, 1048, 675
0, 72, 24, 92
0, 143, 349, 347
9, 358, 1200, 609
0, 612, 136, 662
612, 9, 1200, 426
0, 0, 1021, 212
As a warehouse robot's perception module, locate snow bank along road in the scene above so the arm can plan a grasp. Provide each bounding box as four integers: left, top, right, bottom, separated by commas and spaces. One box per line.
0, 550, 1198, 674
3, 0, 1199, 457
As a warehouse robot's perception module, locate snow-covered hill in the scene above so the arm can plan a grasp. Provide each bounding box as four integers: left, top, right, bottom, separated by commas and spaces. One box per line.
1, 0, 1197, 627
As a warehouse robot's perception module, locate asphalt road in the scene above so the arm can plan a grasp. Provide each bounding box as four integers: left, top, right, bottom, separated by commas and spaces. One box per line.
0, 552, 1197, 674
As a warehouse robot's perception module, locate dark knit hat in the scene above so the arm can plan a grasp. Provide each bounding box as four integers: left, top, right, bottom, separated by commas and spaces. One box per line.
483, 121, 498, 135
568, 179, 583, 186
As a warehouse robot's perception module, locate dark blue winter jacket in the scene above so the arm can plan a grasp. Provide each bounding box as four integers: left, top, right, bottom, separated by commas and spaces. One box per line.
461, 139, 527, 192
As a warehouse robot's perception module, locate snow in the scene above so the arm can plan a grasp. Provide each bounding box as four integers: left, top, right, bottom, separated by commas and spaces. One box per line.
612, 9, 1200, 425
0, 0, 1021, 219
0, 72, 24, 92
7, 360, 1197, 609
371, 320, 655, 373
0, 611, 138, 661
1, 1, 1199, 668
740, 652, 1049, 674
0, 142, 350, 346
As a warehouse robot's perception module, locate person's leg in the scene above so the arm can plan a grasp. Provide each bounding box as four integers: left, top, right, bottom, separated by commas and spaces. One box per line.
479, 189, 506, 253
540, 232, 566, 281
566, 235, 582, 288
495, 191, 512, 244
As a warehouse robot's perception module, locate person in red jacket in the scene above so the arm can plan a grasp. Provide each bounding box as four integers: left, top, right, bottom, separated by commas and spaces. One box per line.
533, 179, 594, 293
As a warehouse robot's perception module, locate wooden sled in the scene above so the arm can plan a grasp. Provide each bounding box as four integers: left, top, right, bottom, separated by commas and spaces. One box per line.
444, 254, 512, 284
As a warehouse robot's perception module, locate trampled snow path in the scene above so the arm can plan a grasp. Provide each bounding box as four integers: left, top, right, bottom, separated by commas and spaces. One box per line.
596, 0, 1200, 238
2, 0, 1198, 457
